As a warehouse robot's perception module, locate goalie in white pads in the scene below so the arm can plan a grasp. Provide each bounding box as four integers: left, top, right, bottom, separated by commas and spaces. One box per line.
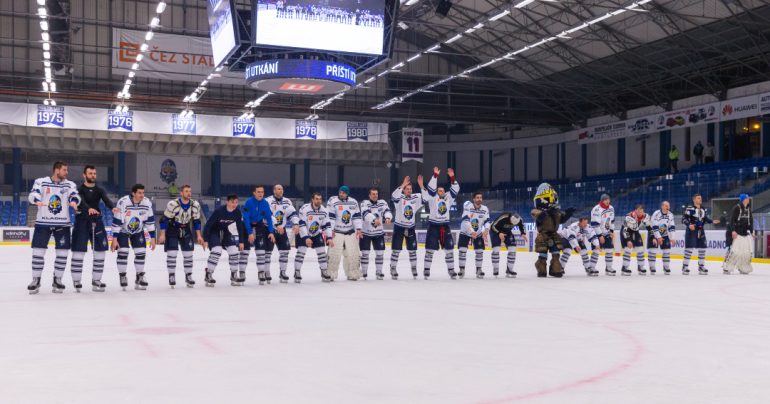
360, 188, 393, 280
27, 161, 81, 294
158, 185, 203, 288
112, 184, 157, 290
558, 217, 600, 276
489, 212, 527, 278
327, 186, 363, 281
390, 176, 423, 279
724, 194, 754, 275
419, 167, 460, 280
458, 192, 491, 279
202, 194, 246, 287
620, 205, 651, 276
295, 192, 334, 282
648, 201, 675, 275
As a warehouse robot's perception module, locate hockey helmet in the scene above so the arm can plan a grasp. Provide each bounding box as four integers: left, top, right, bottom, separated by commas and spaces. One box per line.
533, 183, 558, 209
624, 215, 639, 231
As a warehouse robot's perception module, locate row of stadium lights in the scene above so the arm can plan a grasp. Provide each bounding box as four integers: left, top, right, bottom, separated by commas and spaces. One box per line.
36, 0, 56, 106
113, 1, 168, 113
372, 0, 652, 110
309, 0, 538, 111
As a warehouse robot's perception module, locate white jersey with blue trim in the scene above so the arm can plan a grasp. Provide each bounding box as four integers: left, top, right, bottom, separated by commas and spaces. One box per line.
266, 195, 299, 230
590, 203, 615, 237
460, 201, 491, 236
391, 186, 423, 228
421, 175, 460, 225
298, 203, 333, 239
327, 196, 362, 233
651, 209, 676, 238
360, 199, 393, 236
28, 176, 80, 227
113, 195, 156, 235
558, 222, 599, 248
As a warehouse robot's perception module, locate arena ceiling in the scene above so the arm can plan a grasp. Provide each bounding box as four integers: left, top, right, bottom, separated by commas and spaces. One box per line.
0, 0, 769, 128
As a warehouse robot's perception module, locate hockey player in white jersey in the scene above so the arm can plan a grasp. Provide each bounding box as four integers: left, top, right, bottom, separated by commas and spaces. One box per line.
327, 186, 363, 281
558, 217, 600, 276
27, 161, 81, 294
360, 188, 393, 280
648, 201, 676, 275
112, 184, 156, 290
591, 194, 616, 275
265, 184, 300, 283
158, 185, 203, 288
419, 167, 460, 280
620, 205, 652, 276
390, 176, 423, 279
457, 192, 491, 279
294, 192, 334, 282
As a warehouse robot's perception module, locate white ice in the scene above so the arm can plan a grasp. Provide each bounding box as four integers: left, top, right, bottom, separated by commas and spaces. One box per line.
2, 245, 770, 404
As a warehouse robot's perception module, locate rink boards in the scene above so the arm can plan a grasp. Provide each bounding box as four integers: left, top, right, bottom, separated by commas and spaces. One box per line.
0, 225, 759, 262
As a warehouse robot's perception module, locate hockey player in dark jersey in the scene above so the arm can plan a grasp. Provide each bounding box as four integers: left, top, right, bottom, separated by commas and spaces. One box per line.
489, 212, 528, 278
203, 194, 247, 287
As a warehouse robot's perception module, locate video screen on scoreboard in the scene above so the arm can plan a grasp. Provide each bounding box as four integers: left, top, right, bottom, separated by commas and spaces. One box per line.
254, 0, 385, 55
208, 0, 239, 66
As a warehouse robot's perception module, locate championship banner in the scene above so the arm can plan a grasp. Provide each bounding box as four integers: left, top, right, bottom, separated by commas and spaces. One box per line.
36, 105, 64, 128
232, 117, 256, 137
107, 111, 134, 132
402, 127, 423, 162
346, 122, 368, 141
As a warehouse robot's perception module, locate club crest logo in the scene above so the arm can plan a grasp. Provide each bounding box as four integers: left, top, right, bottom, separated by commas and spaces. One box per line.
341, 210, 351, 224
48, 195, 63, 215
370, 213, 380, 227
404, 205, 414, 220
437, 201, 447, 215
159, 159, 178, 185
127, 217, 141, 232
471, 218, 479, 231
274, 210, 284, 226
309, 221, 320, 233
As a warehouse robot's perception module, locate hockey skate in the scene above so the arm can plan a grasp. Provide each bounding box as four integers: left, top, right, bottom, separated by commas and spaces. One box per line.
423, 269, 430, 280
411, 268, 418, 280
621, 266, 632, 276
682, 267, 690, 275
390, 268, 398, 280
649, 268, 656, 275
476, 268, 485, 279
73, 280, 82, 293
321, 269, 332, 283
506, 269, 517, 278
458, 267, 465, 279
52, 277, 65, 293
185, 273, 195, 287
294, 270, 302, 283
27, 277, 41, 294
587, 268, 599, 277
238, 271, 247, 285
265, 271, 272, 284
91, 280, 106, 292
638, 267, 647, 276
230, 271, 244, 286
258, 271, 267, 285
119, 273, 128, 290
663, 268, 671, 275
698, 266, 708, 275
362, 270, 368, 280
375, 271, 384, 280
205, 271, 216, 287
535, 258, 547, 278
279, 270, 289, 283
493, 269, 500, 278
605, 267, 616, 276
135, 273, 148, 290
168, 274, 176, 288
448, 269, 458, 280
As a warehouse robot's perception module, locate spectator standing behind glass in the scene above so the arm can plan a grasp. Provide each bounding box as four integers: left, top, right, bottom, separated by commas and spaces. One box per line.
693, 141, 704, 165
669, 145, 679, 173
705, 142, 715, 163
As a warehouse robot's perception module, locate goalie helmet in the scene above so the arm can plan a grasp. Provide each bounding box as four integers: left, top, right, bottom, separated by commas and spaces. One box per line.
533, 183, 558, 209
624, 215, 639, 231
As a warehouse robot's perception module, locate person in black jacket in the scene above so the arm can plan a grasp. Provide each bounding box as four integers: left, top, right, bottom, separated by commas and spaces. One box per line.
489, 212, 528, 278
71, 165, 118, 292
203, 194, 246, 287
724, 194, 754, 274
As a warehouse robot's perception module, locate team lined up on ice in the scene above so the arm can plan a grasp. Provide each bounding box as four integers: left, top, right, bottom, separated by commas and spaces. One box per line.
24, 162, 755, 294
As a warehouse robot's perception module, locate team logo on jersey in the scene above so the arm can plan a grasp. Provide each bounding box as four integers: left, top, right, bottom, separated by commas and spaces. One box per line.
48, 195, 63, 215
471, 218, 479, 231
274, 210, 284, 226
403, 205, 414, 220
159, 159, 178, 185
659, 224, 667, 234
341, 210, 351, 224
127, 217, 141, 233
370, 213, 380, 228
437, 201, 447, 215
309, 221, 320, 234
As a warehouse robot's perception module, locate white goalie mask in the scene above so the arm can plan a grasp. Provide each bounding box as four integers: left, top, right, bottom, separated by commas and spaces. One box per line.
624, 215, 639, 231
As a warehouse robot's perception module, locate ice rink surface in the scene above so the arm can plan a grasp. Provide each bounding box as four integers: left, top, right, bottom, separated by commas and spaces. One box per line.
2, 245, 770, 404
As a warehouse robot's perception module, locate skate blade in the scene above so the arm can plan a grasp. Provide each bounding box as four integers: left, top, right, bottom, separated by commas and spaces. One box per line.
186, 283, 195, 288
206, 283, 215, 287
28, 289, 40, 295
52, 288, 63, 294
92, 286, 105, 292
621, 272, 631, 276
294, 279, 302, 284
638, 273, 647, 276
75, 289, 82, 293
230, 282, 242, 286
170, 285, 175, 289
259, 281, 266, 285
134, 286, 147, 290
280, 279, 288, 283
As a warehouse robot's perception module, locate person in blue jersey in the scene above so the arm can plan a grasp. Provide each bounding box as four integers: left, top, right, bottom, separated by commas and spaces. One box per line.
242, 185, 275, 285
203, 194, 247, 287
27, 161, 81, 294
418, 166, 460, 280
